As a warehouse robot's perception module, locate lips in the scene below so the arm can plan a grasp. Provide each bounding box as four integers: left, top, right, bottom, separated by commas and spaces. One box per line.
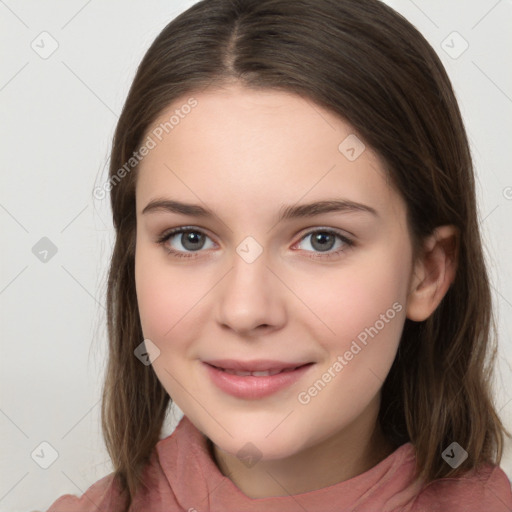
211, 366, 305, 377
204, 359, 312, 374
203, 360, 315, 399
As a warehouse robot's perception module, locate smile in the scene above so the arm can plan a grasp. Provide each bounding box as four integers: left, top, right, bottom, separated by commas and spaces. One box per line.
202, 361, 315, 400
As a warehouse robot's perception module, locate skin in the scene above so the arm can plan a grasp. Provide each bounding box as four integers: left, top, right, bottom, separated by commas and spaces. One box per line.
134, 83, 458, 498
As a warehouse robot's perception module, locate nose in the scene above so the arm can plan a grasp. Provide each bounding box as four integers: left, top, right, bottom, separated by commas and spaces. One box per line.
215, 249, 286, 336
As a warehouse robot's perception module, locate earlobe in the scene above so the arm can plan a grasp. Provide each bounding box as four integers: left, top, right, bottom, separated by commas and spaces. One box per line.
406, 225, 459, 322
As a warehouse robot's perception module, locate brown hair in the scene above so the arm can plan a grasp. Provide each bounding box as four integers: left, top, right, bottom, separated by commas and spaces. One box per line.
101, 0, 510, 507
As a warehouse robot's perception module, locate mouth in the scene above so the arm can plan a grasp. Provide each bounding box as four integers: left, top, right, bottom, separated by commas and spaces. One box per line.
203, 358, 314, 374
202, 360, 315, 399
206, 363, 312, 377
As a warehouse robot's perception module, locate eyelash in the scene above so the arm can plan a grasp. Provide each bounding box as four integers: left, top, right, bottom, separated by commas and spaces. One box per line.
156, 226, 354, 261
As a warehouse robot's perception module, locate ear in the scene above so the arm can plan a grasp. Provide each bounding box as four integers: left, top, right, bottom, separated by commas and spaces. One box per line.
406, 225, 459, 322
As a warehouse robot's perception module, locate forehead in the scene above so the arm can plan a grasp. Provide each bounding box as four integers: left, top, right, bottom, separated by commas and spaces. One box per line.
136, 85, 406, 223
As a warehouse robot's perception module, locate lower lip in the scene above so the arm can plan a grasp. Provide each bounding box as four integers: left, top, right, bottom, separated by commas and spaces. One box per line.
203, 362, 314, 400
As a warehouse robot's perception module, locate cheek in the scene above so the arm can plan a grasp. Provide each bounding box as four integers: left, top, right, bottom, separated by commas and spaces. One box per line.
294, 249, 409, 344
292, 256, 408, 429
135, 248, 207, 403
290, 242, 410, 406
135, 245, 200, 345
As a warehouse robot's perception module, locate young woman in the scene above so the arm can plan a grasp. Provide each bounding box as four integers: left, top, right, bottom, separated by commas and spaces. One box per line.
47, 0, 512, 510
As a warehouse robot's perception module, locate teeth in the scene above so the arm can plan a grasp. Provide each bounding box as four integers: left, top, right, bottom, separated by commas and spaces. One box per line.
224, 369, 252, 376
253, 370, 281, 376
222, 368, 291, 376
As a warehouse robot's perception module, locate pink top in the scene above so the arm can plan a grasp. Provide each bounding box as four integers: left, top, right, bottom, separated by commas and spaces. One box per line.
47, 415, 512, 511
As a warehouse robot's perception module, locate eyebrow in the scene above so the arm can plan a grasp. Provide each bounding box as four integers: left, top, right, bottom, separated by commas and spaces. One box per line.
142, 198, 378, 221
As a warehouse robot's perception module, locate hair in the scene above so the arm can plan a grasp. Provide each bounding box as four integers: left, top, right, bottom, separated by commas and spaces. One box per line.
100, 0, 510, 508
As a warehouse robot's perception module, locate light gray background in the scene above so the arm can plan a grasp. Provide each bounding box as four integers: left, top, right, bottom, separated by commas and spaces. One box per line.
0, 1, 511, 510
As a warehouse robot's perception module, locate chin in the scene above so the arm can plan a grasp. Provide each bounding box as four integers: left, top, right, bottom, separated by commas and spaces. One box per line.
215, 435, 302, 462
203, 415, 308, 461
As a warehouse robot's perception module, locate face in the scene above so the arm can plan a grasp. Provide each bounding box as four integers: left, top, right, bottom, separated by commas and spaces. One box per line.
134, 83, 414, 462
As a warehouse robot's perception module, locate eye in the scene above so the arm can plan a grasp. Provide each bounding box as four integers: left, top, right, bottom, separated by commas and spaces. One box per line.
156, 226, 354, 260
156, 227, 215, 259
294, 229, 354, 259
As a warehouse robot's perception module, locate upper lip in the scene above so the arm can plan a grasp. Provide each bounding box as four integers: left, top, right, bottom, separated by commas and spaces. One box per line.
203, 359, 313, 372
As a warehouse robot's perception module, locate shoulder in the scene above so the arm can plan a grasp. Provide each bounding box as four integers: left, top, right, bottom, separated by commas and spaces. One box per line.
411, 463, 512, 512
46, 472, 124, 512
45, 417, 192, 512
